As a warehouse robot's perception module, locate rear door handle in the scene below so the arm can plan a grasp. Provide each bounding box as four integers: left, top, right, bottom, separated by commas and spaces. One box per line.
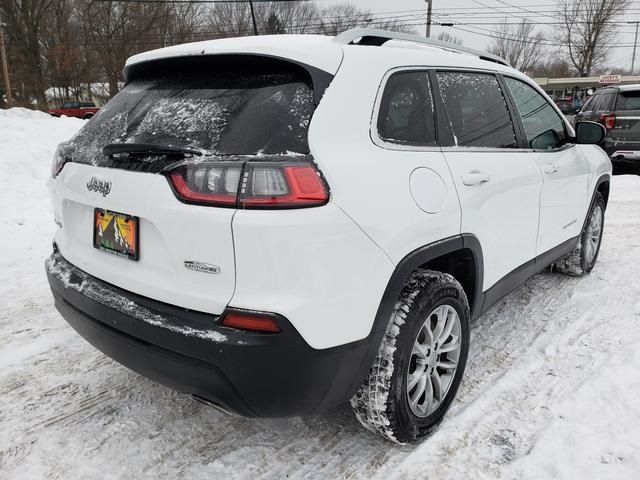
543, 164, 559, 174
461, 171, 491, 186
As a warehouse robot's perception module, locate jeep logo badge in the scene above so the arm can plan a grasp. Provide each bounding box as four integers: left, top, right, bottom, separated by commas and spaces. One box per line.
184, 261, 221, 275
87, 177, 112, 197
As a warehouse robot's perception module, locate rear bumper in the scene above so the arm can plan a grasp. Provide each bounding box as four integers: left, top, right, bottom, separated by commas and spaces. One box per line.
604, 140, 640, 161
608, 149, 640, 161
46, 250, 377, 417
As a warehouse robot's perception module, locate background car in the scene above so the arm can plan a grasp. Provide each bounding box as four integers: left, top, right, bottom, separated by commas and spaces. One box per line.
48, 101, 99, 119
573, 84, 640, 174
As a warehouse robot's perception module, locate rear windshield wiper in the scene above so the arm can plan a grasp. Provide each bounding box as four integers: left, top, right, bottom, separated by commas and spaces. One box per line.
103, 143, 203, 157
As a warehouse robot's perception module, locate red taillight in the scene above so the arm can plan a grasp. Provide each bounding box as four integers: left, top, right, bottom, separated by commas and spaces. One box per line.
220, 311, 281, 333
169, 171, 238, 206
240, 165, 329, 208
167, 160, 329, 209
599, 114, 616, 130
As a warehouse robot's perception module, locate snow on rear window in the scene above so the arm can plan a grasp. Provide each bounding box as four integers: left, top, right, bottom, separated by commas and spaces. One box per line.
131, 98, 229, 148
68, 63, 316, 166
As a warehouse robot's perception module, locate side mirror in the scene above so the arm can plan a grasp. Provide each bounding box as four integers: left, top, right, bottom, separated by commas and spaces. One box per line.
574, 121, 606, 145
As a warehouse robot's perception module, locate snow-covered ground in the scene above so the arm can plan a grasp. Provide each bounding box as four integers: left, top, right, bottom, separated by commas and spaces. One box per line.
1, 108, 639, 479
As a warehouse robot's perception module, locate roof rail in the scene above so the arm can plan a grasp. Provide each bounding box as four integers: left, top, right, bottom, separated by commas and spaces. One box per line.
334, 28, 510, 68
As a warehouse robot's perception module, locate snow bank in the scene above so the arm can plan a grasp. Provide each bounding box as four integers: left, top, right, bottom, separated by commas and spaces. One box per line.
0, 108, 84, 257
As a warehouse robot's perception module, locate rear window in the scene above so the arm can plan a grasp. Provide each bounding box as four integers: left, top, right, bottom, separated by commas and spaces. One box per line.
616, 91, 640, 110
69, 56, 317, 166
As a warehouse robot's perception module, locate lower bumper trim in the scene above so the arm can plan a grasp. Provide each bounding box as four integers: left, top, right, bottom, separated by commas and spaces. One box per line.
46, 250, 376, 417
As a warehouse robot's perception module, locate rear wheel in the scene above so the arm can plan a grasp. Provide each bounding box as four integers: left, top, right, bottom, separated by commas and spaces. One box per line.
554, 192, 605, 276
350, 270, 470, 444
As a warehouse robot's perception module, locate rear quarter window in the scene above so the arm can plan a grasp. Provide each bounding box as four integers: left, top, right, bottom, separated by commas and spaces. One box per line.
376, 71, 436, 146
616, 91, 640, 110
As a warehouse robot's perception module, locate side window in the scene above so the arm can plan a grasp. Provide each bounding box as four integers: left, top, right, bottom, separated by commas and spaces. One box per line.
590, 94, 605, 112
581, 95, 594, 112
594, 92, 615, 112
435, 71, 517, 148
616, 91, 640, 110
505, 77, 567, 150
61, 102, 72, 109
376, 71, 436, 146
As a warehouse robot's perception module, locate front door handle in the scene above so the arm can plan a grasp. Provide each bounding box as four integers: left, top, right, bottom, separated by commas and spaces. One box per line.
543, 164, 559, 174
462, 171, 491, 186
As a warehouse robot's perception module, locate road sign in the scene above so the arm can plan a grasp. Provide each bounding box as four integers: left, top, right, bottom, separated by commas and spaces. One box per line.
599, 74, 622, 84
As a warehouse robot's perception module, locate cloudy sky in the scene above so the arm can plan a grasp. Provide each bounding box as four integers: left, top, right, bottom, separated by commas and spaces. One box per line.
320, 0, 639, 73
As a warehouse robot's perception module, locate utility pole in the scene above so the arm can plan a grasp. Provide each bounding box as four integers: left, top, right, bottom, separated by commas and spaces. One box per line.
629, 21, 639, 75
249, 0, 258, 36
425, 0, 433, 38
0, 28, 12, 108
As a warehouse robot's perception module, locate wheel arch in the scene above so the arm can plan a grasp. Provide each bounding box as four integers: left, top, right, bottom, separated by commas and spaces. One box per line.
371, 235, 484, 336
343, 235, 485, 409
596, 174, 610, 209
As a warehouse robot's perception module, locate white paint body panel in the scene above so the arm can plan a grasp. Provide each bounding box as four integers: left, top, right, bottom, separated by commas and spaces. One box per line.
50, 163, 237, 315
126, 35, 344, 76
307, 48, 463, 265
442, 151, 543, 290
230, 204, 394, 349
535, 146, 591, 255
409, 168, 449, 214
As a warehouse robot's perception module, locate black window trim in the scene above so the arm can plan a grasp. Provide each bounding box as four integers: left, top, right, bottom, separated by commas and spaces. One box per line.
499, 73, 575, 154
371, 66, 571, 154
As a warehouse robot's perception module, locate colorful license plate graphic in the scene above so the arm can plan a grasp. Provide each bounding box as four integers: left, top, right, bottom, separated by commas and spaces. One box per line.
93, 209, 139, 260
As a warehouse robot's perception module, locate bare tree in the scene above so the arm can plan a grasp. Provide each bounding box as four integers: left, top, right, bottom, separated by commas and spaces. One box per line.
558, 0, 628, 76
206, 1, 414, 38
82, 0, 165, 96
529, 55, 573, 78
1, 0, 421, 109
0, 0, 53, 108
317, 3, 415, 35
155, 2, 205, 46
489, 19, 545, 73
436, 31, 463, 45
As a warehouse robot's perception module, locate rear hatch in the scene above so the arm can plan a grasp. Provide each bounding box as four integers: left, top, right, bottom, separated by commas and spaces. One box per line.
50, 55, 325, 315
611, 89, 640, 147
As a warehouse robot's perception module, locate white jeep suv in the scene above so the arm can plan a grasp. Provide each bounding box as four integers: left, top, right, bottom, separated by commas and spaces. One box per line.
46, 29, 612, 443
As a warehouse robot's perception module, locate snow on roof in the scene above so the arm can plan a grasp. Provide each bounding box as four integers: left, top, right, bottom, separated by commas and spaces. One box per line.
125, 34, 344, 74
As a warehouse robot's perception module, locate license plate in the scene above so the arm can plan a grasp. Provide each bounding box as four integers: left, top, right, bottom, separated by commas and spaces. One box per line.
93, 209, 139, 260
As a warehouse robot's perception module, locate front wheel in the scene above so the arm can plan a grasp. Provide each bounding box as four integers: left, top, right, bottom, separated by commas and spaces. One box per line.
351, 270, 470, 444
554, 192, 605, 276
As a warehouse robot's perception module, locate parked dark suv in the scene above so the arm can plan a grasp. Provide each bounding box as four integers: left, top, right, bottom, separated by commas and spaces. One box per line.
574, 85, 640, 173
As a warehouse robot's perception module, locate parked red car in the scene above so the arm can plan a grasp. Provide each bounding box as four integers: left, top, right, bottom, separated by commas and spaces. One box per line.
48, 101, 99, 119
